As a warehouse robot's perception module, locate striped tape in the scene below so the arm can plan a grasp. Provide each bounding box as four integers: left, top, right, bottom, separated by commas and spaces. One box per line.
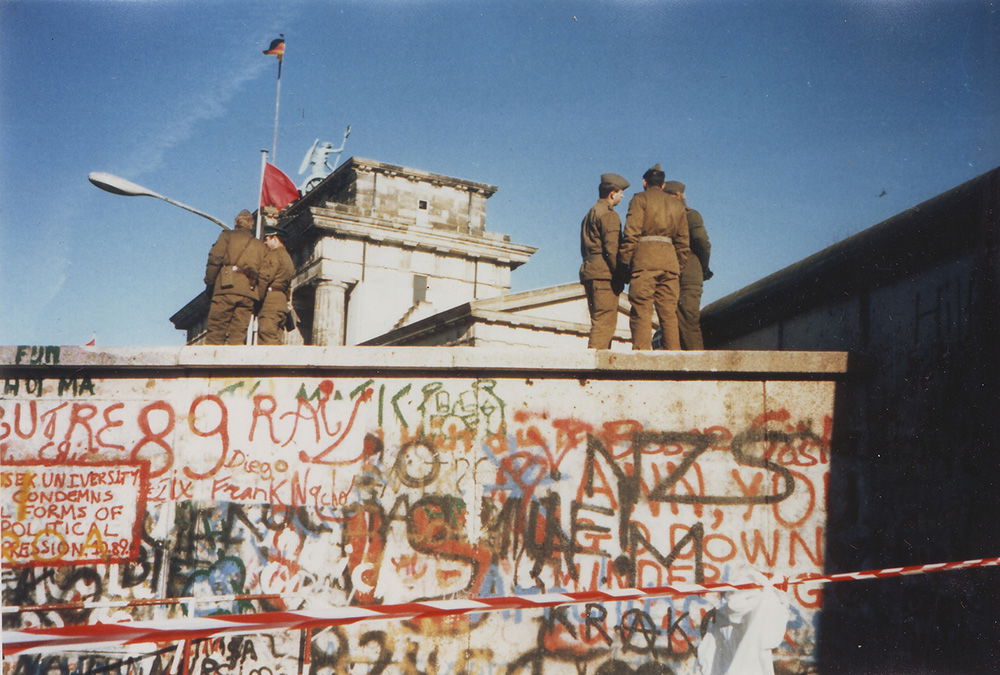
4, 556, 998, 656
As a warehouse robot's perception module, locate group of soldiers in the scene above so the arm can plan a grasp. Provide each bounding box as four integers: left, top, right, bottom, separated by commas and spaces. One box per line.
203, 207, 296, 346
580, 163, 712, 350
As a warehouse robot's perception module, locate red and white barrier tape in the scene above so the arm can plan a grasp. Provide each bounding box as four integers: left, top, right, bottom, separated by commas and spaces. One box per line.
4, 556, 998, 656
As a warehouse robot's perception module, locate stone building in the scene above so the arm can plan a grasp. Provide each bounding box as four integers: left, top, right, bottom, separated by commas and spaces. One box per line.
172, 158, 538, 345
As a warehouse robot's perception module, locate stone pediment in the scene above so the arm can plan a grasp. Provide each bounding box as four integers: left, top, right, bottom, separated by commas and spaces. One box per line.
307, 206, 536, 268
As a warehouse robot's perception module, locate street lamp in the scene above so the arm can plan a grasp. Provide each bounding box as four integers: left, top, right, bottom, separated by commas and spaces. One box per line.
88, 172, 230, 230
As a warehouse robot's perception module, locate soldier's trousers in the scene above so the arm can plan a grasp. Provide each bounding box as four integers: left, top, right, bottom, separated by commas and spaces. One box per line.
678, 276, 705, 350
628, 268, 680, 350
257, 290, 289, 346
583, 279, 618, 349
205, 294, 255, 345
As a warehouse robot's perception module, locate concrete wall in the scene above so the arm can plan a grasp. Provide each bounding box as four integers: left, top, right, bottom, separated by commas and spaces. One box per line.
701, 167, 1000, 672
2, 346, 846, 674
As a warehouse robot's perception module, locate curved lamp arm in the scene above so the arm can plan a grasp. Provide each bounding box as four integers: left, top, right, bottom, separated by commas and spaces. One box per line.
88, 172, 230, 230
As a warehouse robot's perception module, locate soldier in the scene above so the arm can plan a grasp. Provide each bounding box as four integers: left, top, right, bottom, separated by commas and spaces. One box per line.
579, 172, 630, 349
664, 181, 713, 349
619, 164, 690, 350
257, 224, 296, 345
203, 209, 266, 345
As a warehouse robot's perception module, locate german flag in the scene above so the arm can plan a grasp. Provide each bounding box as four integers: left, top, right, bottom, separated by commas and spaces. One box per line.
262, 36, 285, 61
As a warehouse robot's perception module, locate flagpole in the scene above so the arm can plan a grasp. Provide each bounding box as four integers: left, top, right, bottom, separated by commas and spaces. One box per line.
271, 57, 282, 163
256, 150, 269, 238
248, 148, 269, 347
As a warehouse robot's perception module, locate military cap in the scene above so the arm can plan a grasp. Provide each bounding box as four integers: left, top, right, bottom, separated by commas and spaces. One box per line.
642, 163, 666, 181
263, 225, 288, 239
663, 180, 686, 194
234, 209, 255, 230
600, 173, 630, 191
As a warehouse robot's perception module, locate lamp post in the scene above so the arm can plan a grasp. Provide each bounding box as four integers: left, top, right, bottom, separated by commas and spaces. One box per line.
88, 172, 230, 230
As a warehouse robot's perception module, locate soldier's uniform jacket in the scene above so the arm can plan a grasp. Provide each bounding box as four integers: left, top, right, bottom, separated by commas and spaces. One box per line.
260, 246, 295, 298
579, 200, 622, 281
686, 208, 711, 274
619, 186, 690, 273
204, 227, 266, 300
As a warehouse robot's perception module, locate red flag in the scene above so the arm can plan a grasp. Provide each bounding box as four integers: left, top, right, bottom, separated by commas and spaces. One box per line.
262, 36, 285, 61
261, 163, 299, 210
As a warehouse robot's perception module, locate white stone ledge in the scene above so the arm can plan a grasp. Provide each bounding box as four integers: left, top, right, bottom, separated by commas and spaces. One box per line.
0, 346, 851, 378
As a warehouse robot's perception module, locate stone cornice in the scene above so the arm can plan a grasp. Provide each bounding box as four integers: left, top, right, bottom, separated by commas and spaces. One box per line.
308, 205, 537, 265
350, 157, 498, 197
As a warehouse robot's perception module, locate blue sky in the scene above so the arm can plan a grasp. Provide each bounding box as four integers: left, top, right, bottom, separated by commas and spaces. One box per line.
2, 0, 998, 346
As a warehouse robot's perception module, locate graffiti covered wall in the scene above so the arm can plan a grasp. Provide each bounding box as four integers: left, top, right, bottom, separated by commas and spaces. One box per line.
1, 346, 845, 674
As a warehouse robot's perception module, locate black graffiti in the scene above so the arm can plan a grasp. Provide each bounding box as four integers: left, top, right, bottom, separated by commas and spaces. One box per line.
594, 659, 677, 674
619, 608, 660, 653
2, 566, 103, 629
4, 378, 44, 398
308, 627, 475, 675
478, 489, 706, 588
643, 428, 798, 505
14, 345, 60, 366
171, 502, 258, 556
188, 635, 264, 673
168, 502, 261, 599
306, 626, 349, 673
394, 440, 443, 488
622, 607, 695, 658
11, 646, 176, 675
505, 610, 608, 674
585, 603, 614, 644
508, 602, 691, 674
622, 521, 704, 586
120, 522, 166, 591
344, 630, 392, 674
485, 418, 822, 589
576, 425, 818, 585
258, 504, 333, 536
526, 491, 569, 586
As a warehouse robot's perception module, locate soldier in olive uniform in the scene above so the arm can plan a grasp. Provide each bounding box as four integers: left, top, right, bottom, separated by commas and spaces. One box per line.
257, 225, 296, 345
664, 181, 713, 350
579, 172, 630, 349
619, 164, 690, 350
203, 209, 266, 345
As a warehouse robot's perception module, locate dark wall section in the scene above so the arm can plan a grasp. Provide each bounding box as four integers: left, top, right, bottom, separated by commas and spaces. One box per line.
703, 167, 1000, 673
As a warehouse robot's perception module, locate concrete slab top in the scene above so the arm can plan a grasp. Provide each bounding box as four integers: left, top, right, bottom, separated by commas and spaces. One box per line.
0, 345, 851, 379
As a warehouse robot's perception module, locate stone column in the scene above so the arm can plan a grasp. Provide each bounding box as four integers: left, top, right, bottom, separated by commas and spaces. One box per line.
312, 279, 351, 346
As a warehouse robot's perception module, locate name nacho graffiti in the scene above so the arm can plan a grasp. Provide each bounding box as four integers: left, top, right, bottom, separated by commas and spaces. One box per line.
1, 374, 832, 674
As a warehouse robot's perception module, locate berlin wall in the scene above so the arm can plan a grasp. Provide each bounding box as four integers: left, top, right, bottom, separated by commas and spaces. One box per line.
1, 345, 847, 674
